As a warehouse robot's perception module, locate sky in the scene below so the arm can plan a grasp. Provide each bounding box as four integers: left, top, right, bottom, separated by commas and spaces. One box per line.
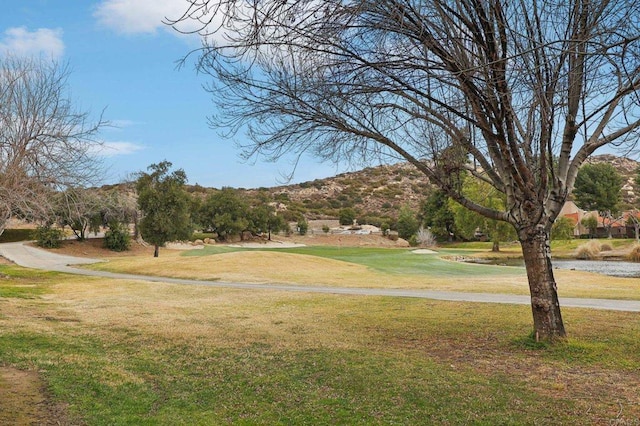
0, 1, 351, 189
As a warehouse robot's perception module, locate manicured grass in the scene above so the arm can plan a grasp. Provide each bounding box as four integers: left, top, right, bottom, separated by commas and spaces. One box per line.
1, 266, 639, 424
184, 245, 524, 277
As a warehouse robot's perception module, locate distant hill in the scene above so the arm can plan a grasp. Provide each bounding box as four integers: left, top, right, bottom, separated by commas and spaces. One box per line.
98, 155, 640, 222
242, 154, 640, 219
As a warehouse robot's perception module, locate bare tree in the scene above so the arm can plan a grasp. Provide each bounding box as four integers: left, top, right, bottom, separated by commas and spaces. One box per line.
0, 56, 104, 235
170, 0, 640, 341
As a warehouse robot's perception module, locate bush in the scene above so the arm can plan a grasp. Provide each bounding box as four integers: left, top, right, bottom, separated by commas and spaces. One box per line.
322, 224, 330, 234
297, 218, 308, 235
408, 235, 419, 247
35, 225, 64, 248
600, 243, 613, 252
627, 245, 640, 262
416, 227, 437, 247
103, 222, 131, 252
575, 240, 601, 260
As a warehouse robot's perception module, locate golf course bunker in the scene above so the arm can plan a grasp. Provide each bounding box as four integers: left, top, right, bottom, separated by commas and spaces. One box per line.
411, 249, 438, 254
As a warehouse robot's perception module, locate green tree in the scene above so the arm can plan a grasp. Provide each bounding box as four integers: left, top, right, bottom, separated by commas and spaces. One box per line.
137, 162, 192, 257
573, 163, 623, 238
450, 177, 516, 252
573, 163, 623, 213
249, 204, 287, 240
338, 208, 357, 226
397, 206, 419, 240
297, 217, 309, 235
580, 215, 598, 239
103, 221, 131, 252
551, 217, 575, 241
419, 190, 455, 241
201, 188, 249, 241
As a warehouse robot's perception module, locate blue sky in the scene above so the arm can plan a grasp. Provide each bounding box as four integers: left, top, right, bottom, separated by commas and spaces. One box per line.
0, 1, 350, 188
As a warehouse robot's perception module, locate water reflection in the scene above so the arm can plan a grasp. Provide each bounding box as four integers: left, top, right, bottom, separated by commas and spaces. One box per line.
552, 260, 640, 278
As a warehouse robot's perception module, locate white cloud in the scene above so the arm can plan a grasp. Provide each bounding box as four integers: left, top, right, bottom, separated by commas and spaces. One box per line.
94, 0, 194, 35
94, 141, 145, 157
0, 27, 64, 59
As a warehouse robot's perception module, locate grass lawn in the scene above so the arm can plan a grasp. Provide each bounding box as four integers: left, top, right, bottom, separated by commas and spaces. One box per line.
1, 262, 640, 424
85, 243, 640, 300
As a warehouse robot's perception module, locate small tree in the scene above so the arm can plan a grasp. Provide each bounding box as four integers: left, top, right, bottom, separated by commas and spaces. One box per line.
297, 217, 308, 235
338, 208, 357, 226
450, 176, 516, 251
581, 215, 598, 239
103, 221, 131, 252
136, 162, 192, 257
396, 206, 419, 240
201, 188, 249, 241
420, 190, 456, 242
551, 217, 575, 241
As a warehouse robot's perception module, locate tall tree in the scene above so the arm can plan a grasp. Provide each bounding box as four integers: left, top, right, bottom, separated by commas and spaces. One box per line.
0, 56, 104, 235
171, 1, 640, 341
136, 162, 192, 257
573, 163, 623, 238
419, 190, 455, 241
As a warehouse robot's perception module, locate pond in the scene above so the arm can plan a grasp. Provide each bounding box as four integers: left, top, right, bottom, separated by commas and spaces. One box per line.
552, 259, 640, 278
470, 257, 640, 278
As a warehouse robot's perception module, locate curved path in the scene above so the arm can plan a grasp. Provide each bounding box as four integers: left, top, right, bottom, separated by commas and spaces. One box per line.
1, 242, 639, 312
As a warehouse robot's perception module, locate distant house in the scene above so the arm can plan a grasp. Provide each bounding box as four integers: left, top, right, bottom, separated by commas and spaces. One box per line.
558, 200, 639, 238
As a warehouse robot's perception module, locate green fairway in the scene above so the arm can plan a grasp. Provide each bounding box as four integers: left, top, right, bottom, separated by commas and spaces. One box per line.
183, 245, 525, 277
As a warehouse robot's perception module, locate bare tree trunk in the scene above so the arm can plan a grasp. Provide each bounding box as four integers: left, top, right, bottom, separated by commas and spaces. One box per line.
492, 241, 500, 252
154, 244, 159, 258
520, 226, 566, 342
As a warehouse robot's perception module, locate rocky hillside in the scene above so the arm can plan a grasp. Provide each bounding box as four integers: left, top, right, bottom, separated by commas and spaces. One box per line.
244, 162, 432, 220
243, 154, 640, 219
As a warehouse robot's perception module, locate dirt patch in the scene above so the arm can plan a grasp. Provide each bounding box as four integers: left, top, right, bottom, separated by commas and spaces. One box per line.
0, 366, 72, 425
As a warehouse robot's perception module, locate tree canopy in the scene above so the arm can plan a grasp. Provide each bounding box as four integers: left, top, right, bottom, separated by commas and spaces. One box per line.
573, 163, 623, 214
136, 162, 192, 257
171, 0, 640, 341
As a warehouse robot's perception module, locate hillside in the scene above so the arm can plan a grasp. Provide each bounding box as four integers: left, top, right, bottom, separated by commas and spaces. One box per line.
242, 155, 640, 220
243, 162, 431, 221
94, 155, 639, 224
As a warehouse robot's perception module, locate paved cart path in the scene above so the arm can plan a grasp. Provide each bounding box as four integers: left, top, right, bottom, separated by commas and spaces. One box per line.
1, 241, 639, 312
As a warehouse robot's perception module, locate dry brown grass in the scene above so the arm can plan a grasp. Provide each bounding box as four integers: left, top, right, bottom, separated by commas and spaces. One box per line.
627, 244, 640, 262
79, 249, 640, 300
575, 240, 602, 259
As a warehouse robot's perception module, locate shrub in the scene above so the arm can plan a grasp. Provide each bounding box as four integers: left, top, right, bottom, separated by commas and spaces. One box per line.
600, 243, 613, 252
575, 240, 601, 260
297, 218, 308, 235
35, 225, 64, 248
627, 245, 640, 262
416, 227, 437, 247
103, 222, 131, 252
322, 224, 330, 233
338, 208, 357, 226
408, 235, 419, 247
